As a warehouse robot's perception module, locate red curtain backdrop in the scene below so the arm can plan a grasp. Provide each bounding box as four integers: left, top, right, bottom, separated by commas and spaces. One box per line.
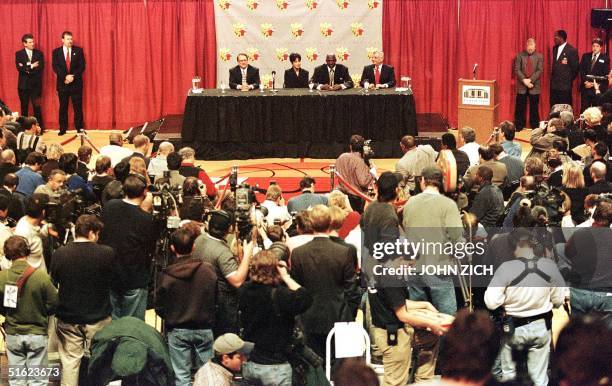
384, 0, 607, 127
0, 0, 606, 130
0, 0, 216, 130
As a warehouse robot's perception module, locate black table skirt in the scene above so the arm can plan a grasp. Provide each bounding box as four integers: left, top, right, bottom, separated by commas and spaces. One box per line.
181, 88, 418, 159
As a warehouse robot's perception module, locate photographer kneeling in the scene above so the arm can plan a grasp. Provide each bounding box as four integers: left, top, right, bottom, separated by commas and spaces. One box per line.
239, 250, 312, 386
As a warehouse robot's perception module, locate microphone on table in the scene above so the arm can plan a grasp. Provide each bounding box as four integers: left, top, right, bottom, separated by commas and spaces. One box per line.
272, 71, 276, 90
472, 63, 478, 80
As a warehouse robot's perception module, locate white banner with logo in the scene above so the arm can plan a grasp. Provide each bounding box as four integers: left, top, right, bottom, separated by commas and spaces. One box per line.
214, 0, 383, 88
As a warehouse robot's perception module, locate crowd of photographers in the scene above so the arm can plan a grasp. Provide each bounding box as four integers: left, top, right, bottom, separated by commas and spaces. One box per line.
0, 102, 611, 386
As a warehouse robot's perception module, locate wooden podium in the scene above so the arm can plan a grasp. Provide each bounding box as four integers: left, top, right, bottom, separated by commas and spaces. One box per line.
457, 79, 499, 144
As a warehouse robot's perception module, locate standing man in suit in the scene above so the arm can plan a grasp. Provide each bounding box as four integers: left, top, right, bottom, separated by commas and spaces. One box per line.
312, 54, 353, 91
283, 53, 309, 88
229, 53, 260, 91
579, 38, 610, 112
514, 38, 543, 131
52, 31, 85, 136
291, 205, 359, 359
360, 51, 396, 89
15, 34, 44, 132
550, 30, 579, 108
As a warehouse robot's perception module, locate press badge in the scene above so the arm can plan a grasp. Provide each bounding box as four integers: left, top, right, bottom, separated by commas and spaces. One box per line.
3, 284, 18, 309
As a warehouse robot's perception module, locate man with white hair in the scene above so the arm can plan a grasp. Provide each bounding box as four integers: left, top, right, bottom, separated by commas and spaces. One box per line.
359, 51, 396, 89
178, 147, 217, 199
147, 141, 174, 179
100, 133, 132, 167
588, 162, 612, 194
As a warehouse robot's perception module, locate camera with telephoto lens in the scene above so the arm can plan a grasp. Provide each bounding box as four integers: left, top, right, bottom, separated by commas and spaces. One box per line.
151, 171, 182, 230
233, 182, 268, 242
46, 189, 100, 229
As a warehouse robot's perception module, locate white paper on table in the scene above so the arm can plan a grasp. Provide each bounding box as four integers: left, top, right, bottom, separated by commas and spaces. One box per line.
334, 322, 366, 358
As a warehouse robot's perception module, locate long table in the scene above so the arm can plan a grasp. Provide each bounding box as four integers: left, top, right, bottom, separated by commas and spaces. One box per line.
181, 88, 417, 159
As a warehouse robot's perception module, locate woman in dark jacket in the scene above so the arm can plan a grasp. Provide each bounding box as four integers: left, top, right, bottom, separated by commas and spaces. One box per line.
284, 53, 309, 88
561, 163, 589, 224
239, 250, 312, 386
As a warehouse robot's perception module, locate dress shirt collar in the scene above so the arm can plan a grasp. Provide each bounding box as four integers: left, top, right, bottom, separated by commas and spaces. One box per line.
556, 42, 567, 60
25, 48, 33, 58
328, 65, 336, 72
63, 46, 71, 57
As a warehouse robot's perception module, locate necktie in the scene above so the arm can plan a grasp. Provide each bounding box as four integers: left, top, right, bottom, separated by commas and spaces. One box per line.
27, 50, 32, 62
375, 66, 381, 84
525, 55, 533, 78
241, 69, 246, 84
65, 49, 71, 72
591, 54, 598, 70
330, 68, 335, 86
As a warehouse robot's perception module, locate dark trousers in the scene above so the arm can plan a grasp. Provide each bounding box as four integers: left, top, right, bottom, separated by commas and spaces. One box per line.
18, 88, 43, 128
580, 90, 602, 113
346, 193, 365, 214
514, 92, 540, 130
550, 89, 572, 108
58, 89, 83, 132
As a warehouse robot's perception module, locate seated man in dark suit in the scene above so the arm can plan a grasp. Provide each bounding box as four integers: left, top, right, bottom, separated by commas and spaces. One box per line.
311, 54, 353, 91
284, 53, 309, 88
359, 51, 396, 89
229, 53, 260, 91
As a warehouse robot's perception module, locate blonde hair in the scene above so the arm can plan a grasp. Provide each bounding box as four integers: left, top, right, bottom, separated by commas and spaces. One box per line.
329, 206, 348, 231
583, 107, 603, 125
309, 204, 331, 232
562, 163, 585, 189
46, 143, 64, 160
249, 250, 280, 285
265, 185, 283, 201
328, 190, 352, 212
129, 157, 151, 185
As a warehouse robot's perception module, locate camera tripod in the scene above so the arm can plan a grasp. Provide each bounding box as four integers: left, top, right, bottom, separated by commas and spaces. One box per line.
59, 130, 100, 153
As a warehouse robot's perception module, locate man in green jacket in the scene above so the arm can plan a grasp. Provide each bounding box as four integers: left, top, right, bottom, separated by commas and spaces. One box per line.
0, 235, 58, 386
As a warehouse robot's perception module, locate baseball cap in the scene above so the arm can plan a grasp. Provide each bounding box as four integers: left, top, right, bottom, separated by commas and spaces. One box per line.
213, 333, 254, 355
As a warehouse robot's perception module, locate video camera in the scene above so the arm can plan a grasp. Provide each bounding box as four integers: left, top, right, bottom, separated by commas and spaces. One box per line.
234, 182, 268, 242
46, 189, 100, 229
151, 171, 182, 230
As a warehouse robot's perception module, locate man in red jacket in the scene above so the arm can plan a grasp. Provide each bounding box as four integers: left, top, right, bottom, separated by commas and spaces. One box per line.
155, 228, 217, 386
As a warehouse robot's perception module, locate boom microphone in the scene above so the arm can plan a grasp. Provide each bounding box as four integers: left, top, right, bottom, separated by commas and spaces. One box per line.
472, 63, 478, 80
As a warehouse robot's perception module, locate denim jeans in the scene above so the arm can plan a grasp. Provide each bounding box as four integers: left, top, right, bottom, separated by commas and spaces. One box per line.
243, 361, 292, 386
167, 328, 214, 386
571, 287, 612, 329
408, 275, 457, 315
110, 288, 148, 320
499, 319, 551, 386
5, 334, 49, 386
